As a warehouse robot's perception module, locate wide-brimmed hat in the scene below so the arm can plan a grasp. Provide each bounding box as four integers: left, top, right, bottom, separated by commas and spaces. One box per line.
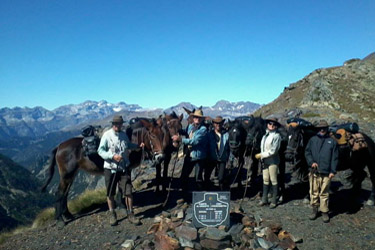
315, 119, 329, 128
192, 109, 204, 118
212, 116, 225, 124
265, 117, 281, 127
111, 115, 124, 124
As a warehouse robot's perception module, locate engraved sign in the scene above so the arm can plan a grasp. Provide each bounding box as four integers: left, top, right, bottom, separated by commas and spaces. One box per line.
192, 191, 230, 228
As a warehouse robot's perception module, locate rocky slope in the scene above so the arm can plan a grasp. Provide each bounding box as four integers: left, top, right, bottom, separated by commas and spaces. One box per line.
254, 52, 375, 139
1, 167, 375, 250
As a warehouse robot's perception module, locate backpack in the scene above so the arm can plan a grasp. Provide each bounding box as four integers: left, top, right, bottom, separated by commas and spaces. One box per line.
286, 117, 312, 128
81, 125, 101, 156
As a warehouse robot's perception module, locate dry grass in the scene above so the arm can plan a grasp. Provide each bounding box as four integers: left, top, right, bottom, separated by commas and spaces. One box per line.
0, 188, 107, 243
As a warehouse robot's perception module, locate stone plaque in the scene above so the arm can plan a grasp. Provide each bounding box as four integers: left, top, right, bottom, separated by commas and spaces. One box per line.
192, 191, 230, 228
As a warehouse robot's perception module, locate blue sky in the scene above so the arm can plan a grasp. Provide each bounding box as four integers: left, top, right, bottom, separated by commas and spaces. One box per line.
1, 0, 374, 110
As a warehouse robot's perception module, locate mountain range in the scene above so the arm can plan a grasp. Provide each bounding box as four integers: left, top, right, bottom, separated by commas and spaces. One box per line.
0, 100, 261, 140
1, 51, 374, 232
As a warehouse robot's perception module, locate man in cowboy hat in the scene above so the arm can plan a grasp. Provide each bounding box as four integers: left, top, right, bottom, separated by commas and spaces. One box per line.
305, 119, 338, 223
206, 116, 230, 190
172, 109, 208, 198
98, 115, 144, 226
255, 116, 282, 209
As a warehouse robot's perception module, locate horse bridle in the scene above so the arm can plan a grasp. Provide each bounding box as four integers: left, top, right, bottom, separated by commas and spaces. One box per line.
285, 130, 303, 169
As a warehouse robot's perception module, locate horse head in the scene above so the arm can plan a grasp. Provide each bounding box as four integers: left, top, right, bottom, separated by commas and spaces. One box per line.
285, 124, 304, 163
163, 111, 183, 148
228, 119, 247, 157
139, 118, 170, 162
244, 116, 265, 151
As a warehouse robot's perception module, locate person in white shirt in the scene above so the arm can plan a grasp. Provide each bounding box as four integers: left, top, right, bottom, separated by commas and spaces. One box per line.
98, 115, 144, 226
255, 117, 282, 209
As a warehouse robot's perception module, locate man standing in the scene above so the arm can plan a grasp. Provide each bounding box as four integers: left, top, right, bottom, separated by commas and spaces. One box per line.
207, 116, 230, 190
98, 115, 144, 226
305, 120, 338, 223
172, 109, 208, 198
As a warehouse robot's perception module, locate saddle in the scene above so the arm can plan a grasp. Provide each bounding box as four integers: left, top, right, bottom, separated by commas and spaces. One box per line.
286, 117, 313, 128
81, 125, 101, 156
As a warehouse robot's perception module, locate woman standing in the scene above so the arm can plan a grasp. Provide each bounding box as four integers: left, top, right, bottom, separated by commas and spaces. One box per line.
255, 117, 282, 209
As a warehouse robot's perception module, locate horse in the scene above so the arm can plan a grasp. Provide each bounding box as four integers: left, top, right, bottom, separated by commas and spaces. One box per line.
228, 116, 288, 200
284, 118, 315, 202
285, 119, 375, 209
41, 116, 180, 224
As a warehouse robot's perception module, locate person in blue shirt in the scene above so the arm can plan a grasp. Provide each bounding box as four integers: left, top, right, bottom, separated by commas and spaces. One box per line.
172, 109, 208, 198
206, 116, 230, 190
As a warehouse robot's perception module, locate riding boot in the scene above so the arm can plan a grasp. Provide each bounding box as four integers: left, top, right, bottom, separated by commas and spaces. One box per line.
309, 206, 318, 220
259, 184, 270, 206
109, 210, 118, 226
270, 184, 278, 209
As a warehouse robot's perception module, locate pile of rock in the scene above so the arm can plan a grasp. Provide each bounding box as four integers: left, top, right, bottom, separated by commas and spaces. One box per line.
121, 200, 302, 250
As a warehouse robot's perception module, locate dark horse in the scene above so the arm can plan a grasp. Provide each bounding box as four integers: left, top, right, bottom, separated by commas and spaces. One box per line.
227, 116, 264, 190
285, 119, 375, 208
228, 116, 287, 200
41, 115, 182, 223
284, 118, 315, 201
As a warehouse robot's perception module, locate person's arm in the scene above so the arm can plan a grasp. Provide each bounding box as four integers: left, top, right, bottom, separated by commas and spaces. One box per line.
304, 138, 315, 167
330, 141, 339, 177
182, 126, 207, 146
97, 134, 114, 160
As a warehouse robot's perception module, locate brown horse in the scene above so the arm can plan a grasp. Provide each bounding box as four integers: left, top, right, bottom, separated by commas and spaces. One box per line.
41, 117, 181, 223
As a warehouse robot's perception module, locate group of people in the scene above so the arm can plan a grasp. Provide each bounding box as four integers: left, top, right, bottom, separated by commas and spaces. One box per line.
97, 112, 338, 226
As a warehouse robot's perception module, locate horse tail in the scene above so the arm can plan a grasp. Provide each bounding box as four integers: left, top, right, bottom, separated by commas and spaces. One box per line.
41, 147, 58, 192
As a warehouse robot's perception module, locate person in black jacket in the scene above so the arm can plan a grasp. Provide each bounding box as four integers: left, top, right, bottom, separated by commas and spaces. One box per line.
305, 120, 338, 223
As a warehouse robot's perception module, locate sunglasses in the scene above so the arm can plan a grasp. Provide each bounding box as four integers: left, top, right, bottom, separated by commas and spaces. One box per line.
268, 122, 276, 126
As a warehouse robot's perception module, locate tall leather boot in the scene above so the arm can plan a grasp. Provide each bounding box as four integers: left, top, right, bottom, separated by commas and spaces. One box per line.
259, 184, 270, 206
270, 185, 278, 209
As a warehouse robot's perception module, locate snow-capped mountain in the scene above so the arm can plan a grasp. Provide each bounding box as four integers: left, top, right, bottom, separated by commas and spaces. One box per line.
0, 100, 142, 139
164, 100, 261, 119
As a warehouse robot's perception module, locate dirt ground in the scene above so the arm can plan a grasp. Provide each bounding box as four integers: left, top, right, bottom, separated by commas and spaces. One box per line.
1, 172, 375, 250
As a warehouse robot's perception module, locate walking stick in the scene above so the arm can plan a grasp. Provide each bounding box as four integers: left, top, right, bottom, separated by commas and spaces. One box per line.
108, 161, 120, 199
163, 150, 179, 207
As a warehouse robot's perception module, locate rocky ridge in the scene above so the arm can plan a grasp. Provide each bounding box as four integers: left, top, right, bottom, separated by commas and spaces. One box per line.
255, 52, 375, 139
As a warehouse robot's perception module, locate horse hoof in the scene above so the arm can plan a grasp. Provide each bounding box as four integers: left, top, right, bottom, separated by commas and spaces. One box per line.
56, 220, 66, 229
366, 199, 375, 206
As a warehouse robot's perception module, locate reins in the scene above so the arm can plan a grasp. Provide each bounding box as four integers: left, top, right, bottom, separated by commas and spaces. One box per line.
163, 148, 179, 207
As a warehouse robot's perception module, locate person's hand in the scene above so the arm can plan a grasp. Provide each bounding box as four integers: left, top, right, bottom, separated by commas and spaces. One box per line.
172, 134, 181, 142
329, 173, 335, 179
311, 163, 318, 168
139, 142, 145, 148
113, 154, 122, 162
255, 153, 261, 160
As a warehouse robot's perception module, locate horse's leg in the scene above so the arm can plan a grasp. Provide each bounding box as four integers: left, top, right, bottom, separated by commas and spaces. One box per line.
236, 156, 245, 188
162, 154, 171, 193
154, 162, 162, 193
55, 178, 73, 222
366, 152, 375, 206
278, 159, 286, 203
